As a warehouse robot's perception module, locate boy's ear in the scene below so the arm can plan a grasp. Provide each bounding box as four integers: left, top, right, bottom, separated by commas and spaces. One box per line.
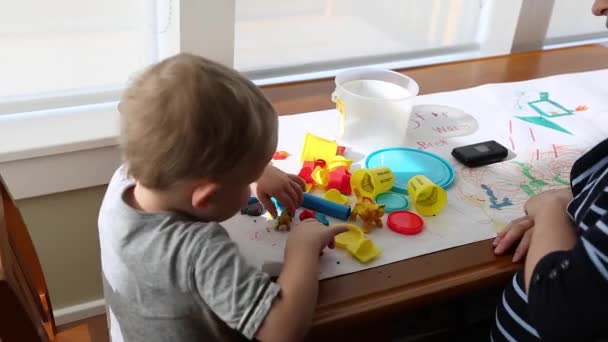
191, 180, 221, 209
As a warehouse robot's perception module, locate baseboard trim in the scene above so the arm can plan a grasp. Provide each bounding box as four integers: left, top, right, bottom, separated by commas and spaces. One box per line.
54, 298, 107, 326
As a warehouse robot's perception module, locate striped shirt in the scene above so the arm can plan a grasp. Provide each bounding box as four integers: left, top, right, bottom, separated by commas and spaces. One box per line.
492, 138, 608, 341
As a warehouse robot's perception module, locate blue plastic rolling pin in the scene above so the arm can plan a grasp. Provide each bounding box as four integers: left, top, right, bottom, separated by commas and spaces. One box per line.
302, 193, 351, 220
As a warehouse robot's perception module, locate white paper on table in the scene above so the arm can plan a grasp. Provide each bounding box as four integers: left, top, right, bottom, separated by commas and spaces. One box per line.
223, 69, 608, 280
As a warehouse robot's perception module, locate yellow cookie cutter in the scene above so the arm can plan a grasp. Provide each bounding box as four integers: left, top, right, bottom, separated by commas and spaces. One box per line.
323, 189, 349, 205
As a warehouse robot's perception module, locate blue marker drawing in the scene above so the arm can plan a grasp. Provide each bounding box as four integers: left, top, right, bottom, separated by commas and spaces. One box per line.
481, 184, 513, 210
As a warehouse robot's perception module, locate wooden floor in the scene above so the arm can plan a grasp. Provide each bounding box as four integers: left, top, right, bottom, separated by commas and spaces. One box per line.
55, 315, 109, 342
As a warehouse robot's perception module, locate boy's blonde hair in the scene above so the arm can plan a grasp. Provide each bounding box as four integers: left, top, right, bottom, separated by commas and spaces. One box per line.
119, 53, 278, 190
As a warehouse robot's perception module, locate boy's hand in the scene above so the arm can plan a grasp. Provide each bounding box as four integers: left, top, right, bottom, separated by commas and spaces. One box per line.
524, 187, 572, 218
256, 165, 306, 217
286, 220, 348, 258
256, 221, 348, 342
493, 216, 535, 262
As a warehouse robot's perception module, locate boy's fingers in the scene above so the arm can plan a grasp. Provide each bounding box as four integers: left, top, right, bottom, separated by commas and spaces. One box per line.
329, 225, 349, 236
287, 182, 302, 209
513, 230, 533, 262
274, 186, 297, 213
290, 181, 304, 207
289, 174, 306, 189
289, 174, 307, 191
258, 195, 277, 218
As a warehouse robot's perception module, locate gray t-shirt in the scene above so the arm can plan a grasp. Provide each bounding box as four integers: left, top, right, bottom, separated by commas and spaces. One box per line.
98, 166, 280, 341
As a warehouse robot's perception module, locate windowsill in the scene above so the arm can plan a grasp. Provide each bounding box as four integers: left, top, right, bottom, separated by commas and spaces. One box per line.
0, 103, 119, 163
0, 104, 122, 199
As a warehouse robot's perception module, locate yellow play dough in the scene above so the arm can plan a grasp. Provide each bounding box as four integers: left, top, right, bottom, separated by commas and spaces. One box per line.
333, 224, 382, 263
334, 224, 364, 249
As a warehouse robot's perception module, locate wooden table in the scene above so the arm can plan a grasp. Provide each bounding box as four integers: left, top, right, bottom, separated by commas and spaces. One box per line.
261, 45, 608, 337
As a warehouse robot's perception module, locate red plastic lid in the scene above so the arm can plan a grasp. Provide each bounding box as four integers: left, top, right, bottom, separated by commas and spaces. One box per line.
387, 211, 424, 235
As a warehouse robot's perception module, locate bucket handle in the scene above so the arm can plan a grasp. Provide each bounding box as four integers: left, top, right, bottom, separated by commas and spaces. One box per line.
331, 91, 346, 138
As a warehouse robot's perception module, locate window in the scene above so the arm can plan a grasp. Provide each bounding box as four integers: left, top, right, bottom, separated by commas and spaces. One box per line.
235, 0, 484, 79
545, 0, 608, 46
0, 0, 158, 114
4, 0, 608, 199
3, 0, 608, 115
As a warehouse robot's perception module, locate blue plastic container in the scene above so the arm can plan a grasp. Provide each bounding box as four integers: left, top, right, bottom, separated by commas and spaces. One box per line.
365, 147, 455, 194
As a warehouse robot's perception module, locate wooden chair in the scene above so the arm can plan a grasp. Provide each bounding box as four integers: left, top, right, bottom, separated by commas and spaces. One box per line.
0, 174, 57, 341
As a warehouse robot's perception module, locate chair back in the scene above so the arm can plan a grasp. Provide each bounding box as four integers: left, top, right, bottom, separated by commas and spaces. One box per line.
0, 174, 56, 341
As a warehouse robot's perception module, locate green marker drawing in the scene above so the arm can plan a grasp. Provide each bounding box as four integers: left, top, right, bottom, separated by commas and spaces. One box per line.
530, 179, 549, 187
552, 176, 569, 185
527, 92, 574, 118
513, 161, 557, 197
515, 92, 574, 135
514, 162, 537, 181
516, 116, 572, 135
521, 184, 536, 197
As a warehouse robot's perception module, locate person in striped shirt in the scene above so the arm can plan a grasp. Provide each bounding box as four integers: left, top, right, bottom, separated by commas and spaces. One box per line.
492, 134, 608, 341
491, 5, 608, 339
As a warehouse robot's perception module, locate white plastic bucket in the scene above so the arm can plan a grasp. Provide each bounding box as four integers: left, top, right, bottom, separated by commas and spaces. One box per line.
332, 68, 419, 149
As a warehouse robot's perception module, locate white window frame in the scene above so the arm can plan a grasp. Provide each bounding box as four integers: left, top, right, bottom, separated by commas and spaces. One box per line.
0, 0, 235, 199
250, 0, 527, 85
0, 0, 161, 117
157, 0, 235, 64
0, 0, 602, 199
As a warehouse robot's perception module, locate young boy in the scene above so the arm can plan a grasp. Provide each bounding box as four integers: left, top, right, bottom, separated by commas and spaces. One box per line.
492, 4, 608, 340
98, 53, 346, 341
